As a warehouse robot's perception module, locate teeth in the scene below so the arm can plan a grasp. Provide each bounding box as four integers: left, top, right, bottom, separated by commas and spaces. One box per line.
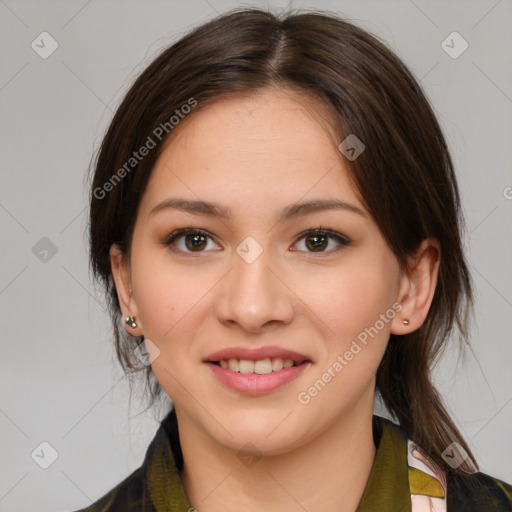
271, 357, 284, 372
228, 358, 239, 372
217, 357, 299, 374
254, 358, 272, 374
239, 359, 255, 374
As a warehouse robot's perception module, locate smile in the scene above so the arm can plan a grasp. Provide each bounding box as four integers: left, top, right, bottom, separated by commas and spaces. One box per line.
207, 359, 311, 395
214, 357, 299, 374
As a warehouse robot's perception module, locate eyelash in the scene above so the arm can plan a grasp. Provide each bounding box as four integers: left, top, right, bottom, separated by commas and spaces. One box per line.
161, 226, 351, 255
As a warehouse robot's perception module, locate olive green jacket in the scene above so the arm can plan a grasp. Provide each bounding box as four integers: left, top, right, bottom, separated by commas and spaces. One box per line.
73, 409, 512, 511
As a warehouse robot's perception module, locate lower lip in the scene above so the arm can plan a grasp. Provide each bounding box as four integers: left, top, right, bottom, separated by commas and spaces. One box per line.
207, 361, 311, 395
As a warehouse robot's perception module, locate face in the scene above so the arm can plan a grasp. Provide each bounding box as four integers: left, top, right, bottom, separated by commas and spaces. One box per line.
111, 88, 426, 456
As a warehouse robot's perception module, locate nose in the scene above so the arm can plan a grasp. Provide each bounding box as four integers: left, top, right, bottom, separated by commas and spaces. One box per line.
214, 242, 295, 333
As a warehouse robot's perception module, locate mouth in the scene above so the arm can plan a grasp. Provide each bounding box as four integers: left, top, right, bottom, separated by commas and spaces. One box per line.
207, 357, 310, 375
204, 346, 312, 391
206, 356, 312, 394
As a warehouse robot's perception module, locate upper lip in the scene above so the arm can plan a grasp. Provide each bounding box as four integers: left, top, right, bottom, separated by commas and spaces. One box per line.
205, 346, 311, 364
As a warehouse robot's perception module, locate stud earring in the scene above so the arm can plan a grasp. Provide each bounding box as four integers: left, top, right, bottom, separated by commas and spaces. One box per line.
125, 316, 137, 328
402, 318, 410, 325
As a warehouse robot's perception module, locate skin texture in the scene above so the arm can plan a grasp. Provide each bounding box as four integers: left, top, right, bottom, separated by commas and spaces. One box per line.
110, 88, 440, 512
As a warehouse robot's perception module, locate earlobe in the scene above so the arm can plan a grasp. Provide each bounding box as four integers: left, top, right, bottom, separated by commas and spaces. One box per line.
109, 244, 143, 336
391, 238, 441, 335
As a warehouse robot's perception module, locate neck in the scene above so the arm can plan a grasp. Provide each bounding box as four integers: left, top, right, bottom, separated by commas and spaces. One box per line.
177, 394, 377, 512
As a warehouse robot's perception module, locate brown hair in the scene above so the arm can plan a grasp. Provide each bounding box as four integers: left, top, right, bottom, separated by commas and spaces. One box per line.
88, 7, 476, 474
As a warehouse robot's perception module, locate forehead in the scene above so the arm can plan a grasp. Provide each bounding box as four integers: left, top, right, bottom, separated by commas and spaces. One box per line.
140, 88, 364, 216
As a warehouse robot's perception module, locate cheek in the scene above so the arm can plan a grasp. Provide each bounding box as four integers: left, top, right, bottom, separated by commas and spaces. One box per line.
132, 261, 202, 399
297, 267, 395, 408
130, 243, 186, 342
305, 261, 397, 343
130, 246, 220, 378
136, 273, 201, 344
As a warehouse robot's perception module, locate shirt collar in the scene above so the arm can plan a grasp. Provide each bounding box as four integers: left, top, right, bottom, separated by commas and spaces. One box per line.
142, 410, 413, 511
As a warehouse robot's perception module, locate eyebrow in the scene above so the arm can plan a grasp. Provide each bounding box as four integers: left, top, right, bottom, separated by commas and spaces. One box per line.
149, 197, 367, 222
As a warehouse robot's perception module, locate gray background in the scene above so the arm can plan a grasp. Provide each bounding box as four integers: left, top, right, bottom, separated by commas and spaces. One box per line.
1, 0, 511, 510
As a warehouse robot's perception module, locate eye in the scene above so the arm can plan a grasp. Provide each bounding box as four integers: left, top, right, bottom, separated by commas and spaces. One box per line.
292, 227, 351, 254
162, 226, 351, 255
162, 228, 220, 253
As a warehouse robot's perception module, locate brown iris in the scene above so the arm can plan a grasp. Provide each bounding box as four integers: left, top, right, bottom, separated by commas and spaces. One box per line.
305, 234, 328, 252
185, 234, 208, 251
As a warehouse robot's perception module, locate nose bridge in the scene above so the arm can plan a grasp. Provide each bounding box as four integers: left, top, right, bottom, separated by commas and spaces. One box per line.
215, 236, 294, 330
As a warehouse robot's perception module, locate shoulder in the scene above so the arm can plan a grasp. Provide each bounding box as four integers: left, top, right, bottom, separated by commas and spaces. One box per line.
376, 415, 512, 511
447, 468, 512, 511
70, 466, 145, 512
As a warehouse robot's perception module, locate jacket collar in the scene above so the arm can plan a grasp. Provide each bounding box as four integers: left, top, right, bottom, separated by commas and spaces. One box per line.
141, 409, 418, 511
357, 414, 412, 511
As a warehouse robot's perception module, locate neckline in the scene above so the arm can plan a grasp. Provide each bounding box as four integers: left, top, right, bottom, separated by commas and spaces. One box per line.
144, 410, 411, 511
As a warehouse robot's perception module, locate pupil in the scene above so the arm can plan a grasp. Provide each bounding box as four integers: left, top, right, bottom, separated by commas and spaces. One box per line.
186, 234, 206, 251
307, 235, 327, 252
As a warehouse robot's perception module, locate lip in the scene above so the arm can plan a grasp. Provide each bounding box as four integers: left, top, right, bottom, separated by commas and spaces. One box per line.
205, 346, 311, 364
207, 360, 312, 395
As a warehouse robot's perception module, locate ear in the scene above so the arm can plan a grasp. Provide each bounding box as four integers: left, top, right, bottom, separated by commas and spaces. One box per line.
110, 243, 143, 336
390, 238, 441, 335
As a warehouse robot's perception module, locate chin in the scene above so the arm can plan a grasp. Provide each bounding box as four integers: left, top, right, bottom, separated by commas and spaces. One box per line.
213, 416, 308, 455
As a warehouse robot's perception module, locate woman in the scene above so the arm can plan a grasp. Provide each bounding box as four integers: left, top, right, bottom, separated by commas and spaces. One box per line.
77, 7, 512, 512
